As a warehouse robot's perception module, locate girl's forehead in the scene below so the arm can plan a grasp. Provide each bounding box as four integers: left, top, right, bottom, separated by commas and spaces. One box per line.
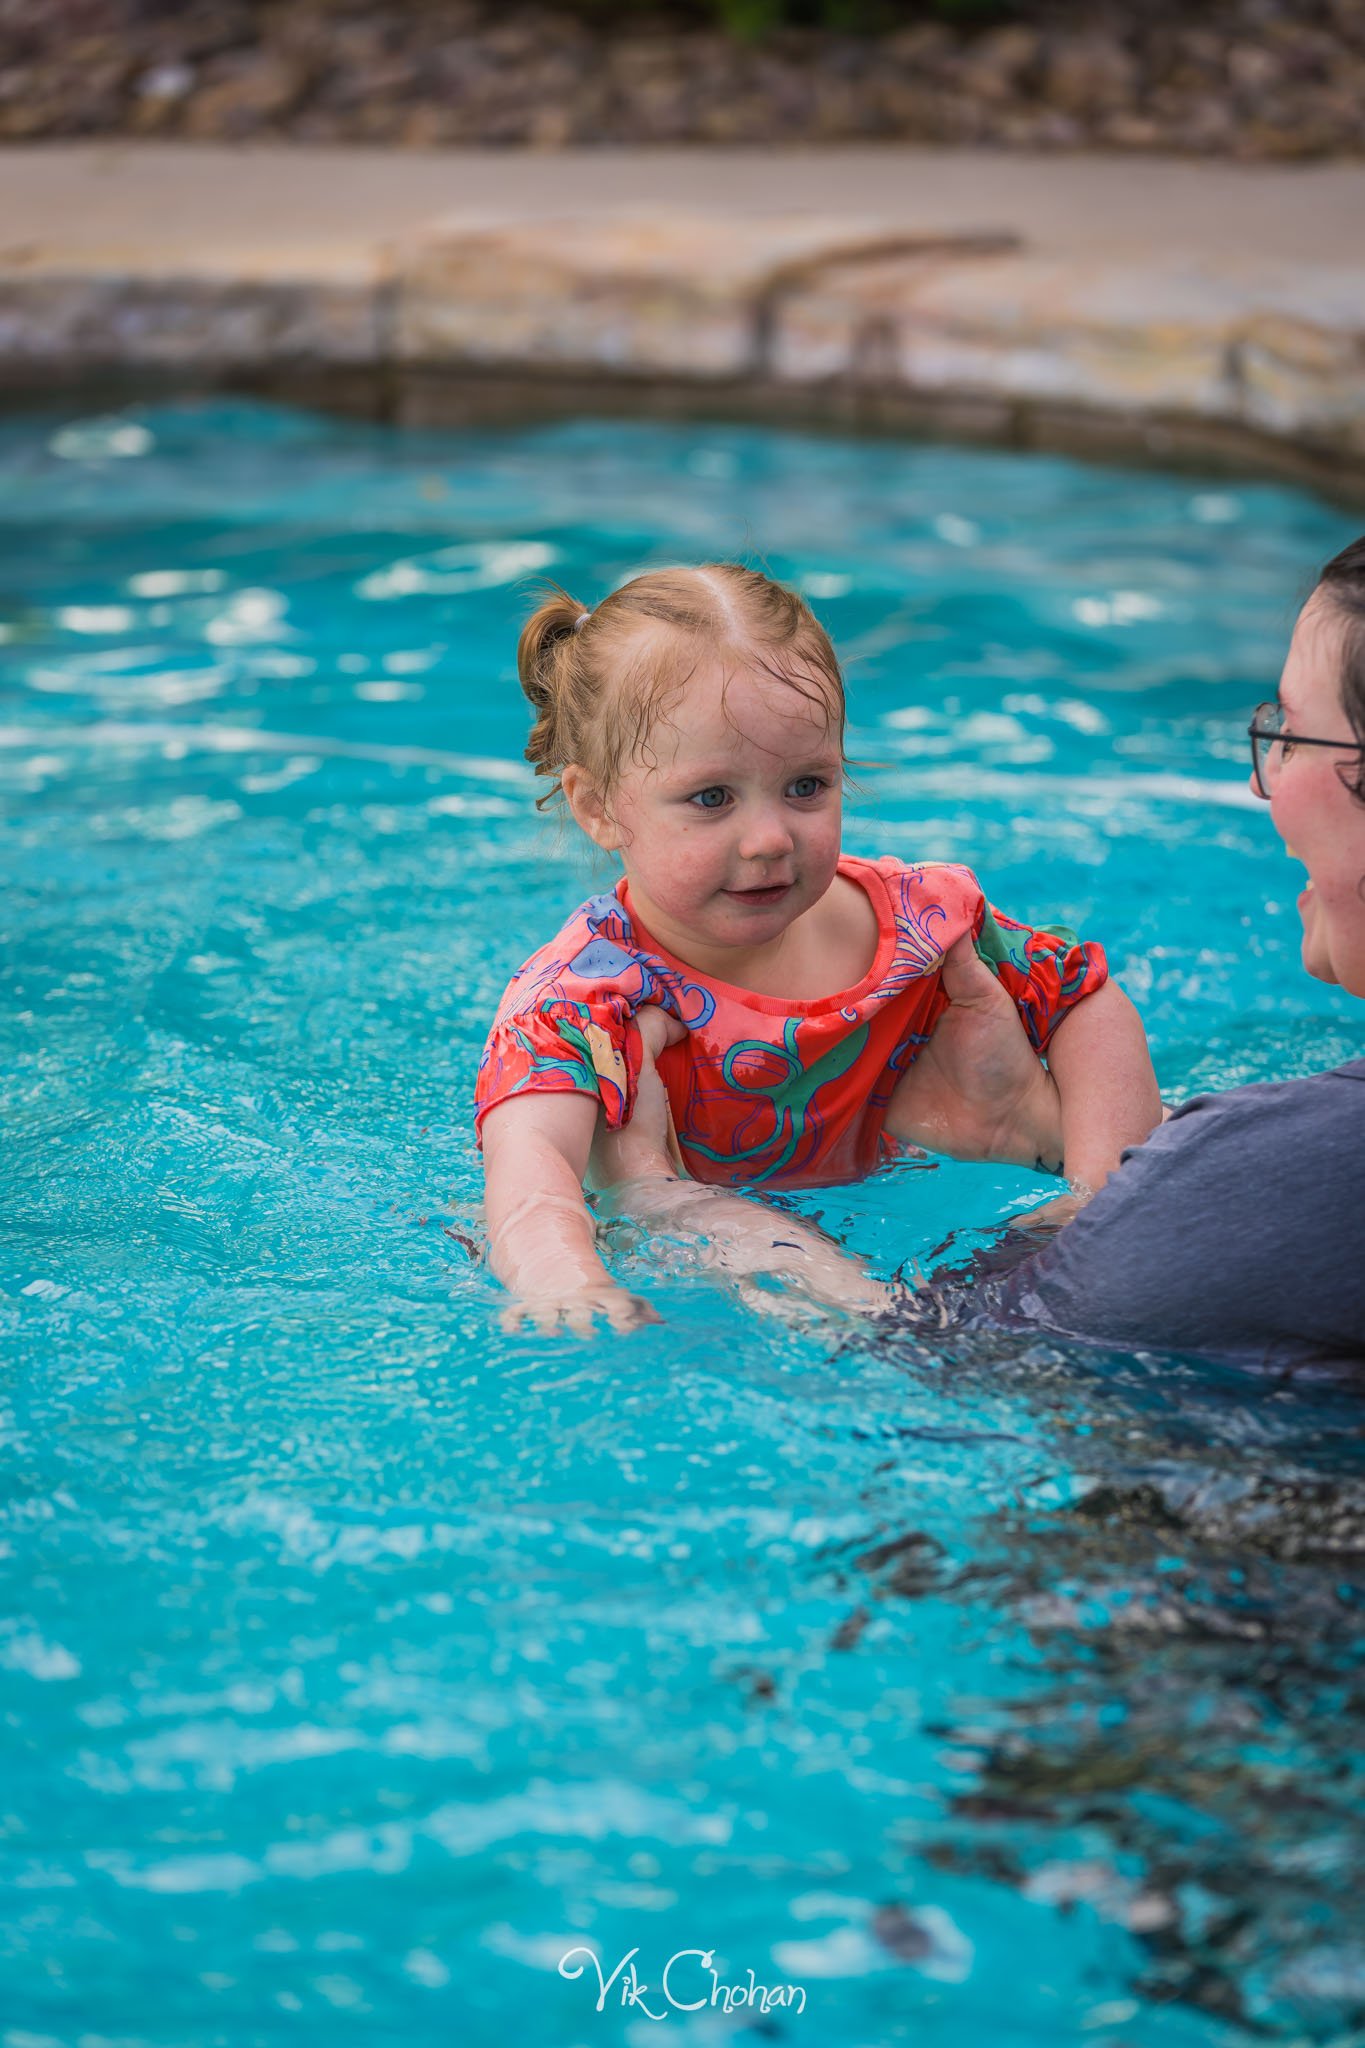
646, 659, 837, 765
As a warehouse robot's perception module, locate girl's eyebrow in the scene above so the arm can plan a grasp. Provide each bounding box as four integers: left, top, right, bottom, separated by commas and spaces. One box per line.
663, 752, 840, 786
655, 765, 728, 788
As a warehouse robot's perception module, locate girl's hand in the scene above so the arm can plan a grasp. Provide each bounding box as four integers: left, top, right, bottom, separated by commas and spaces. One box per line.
1043, 976, 1162, 1191
885, 934, 1064, 1171
501, 1283, 661, 1338
483, 1092, 663, 1334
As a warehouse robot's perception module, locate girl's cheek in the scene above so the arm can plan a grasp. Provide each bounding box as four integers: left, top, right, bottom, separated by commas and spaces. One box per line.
667, 839, 719, 889
809, 809, 843, 862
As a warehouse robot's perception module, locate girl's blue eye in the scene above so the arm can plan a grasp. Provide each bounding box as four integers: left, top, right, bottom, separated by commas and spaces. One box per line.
788, 776, 825, 799
690, 787, 728, 810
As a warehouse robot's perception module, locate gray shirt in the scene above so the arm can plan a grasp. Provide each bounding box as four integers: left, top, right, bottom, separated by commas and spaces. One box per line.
984, 1059, 1365, 1363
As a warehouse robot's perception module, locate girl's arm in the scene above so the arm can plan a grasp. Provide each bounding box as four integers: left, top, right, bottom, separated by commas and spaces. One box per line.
887, 940, 1162, 1196
481, 1092, 659, 1334
1043, 977, 1163, 1194
595, 1007, 894, 1317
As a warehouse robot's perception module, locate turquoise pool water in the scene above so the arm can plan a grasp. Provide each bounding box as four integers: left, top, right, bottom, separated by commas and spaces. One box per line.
2, 400, 1363, 2047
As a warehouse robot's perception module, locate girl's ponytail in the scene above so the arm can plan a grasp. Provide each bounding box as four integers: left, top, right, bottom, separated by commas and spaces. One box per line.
517, 586, 589, 807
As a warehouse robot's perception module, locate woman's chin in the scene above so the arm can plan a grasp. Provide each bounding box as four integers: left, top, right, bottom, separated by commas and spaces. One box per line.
1299, 908, 1341, 987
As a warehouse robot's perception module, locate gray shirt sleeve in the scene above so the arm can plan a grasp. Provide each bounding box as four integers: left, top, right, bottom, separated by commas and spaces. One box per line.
988, 1061, 1365, 1363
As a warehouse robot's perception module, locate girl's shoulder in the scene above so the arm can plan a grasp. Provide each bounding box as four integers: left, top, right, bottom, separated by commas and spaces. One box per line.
841, 852, 986, 919
840, 855, 993, 995
495, 886, 640, 1013
492, 886, 720, 1034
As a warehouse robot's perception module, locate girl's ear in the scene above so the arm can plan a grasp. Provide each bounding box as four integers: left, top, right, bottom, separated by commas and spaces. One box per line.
562, 764, 622, 852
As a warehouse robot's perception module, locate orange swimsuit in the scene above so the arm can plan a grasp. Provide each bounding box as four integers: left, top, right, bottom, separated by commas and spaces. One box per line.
475, 854, 1106, 1188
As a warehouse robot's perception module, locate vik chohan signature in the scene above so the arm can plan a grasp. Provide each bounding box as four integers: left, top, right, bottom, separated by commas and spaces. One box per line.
560, 1944, 807, 2020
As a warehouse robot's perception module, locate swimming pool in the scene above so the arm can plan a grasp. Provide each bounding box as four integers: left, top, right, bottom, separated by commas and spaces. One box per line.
2, 400, 1362, 2047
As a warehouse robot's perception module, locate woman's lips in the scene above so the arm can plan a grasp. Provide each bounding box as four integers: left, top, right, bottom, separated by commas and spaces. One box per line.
1286, 846, 1315, 907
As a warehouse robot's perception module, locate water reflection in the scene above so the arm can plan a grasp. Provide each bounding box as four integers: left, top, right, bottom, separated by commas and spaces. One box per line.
856, 1321, 1365, 2041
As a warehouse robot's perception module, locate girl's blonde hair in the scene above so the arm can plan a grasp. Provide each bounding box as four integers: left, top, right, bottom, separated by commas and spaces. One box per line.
516, 563, 845, 811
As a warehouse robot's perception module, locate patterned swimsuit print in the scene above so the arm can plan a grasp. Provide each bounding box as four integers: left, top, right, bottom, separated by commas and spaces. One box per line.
474, 855, 1106, 1188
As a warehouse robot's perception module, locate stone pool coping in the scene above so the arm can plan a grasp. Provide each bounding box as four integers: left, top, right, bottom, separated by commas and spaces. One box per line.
4, 143, 1364, 500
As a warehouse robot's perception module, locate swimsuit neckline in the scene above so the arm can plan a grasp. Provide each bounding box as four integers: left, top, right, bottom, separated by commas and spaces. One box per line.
618, 856, 898, 1017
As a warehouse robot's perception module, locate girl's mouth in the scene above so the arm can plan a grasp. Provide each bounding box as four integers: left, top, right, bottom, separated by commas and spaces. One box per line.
725, 883, 794, 907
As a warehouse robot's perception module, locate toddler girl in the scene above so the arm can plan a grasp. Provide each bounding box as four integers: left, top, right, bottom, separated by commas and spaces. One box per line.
477, 564, 1160, 1330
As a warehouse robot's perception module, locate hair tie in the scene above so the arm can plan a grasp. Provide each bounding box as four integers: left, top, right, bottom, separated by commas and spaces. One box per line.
573, 610, 590, 634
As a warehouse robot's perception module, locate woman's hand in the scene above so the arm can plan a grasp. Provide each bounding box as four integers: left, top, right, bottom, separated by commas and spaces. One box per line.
617, 1174, 899, 1320
591, 1004, 688, 1187
885, 934, 1064, 1171
722, 1230, 898, 1320
1007, 1187, 1092, 1235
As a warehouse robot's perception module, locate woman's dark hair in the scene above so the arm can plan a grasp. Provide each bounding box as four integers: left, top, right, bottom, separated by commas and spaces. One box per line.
1317, 535, 1365, 802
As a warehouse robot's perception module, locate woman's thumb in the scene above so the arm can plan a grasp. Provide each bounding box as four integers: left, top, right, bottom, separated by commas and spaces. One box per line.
938, 932, 1003, 1007
635, 1004, 687, 1058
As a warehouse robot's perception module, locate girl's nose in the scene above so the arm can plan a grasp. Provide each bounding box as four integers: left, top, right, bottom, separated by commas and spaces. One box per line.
737, 811, 796, 863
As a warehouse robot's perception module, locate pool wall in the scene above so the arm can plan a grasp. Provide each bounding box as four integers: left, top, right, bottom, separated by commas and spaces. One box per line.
3, 146, 1365, 503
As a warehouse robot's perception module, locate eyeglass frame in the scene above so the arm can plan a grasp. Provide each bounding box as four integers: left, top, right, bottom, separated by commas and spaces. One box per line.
1247, 701, 1365, 801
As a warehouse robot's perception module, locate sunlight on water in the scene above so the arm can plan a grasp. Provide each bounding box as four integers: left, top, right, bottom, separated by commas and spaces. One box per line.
1, 400, 1362, 2047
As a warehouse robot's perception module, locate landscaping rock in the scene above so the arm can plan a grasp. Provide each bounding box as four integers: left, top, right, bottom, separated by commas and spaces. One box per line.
4, 0, 1365, 158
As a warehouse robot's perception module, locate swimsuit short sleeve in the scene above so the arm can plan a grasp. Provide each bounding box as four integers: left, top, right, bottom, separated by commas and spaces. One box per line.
474, 990, 642, 1142
874, 859, 1108, 1055
973, 897, 1107, 1052
474, 888, 674, 1146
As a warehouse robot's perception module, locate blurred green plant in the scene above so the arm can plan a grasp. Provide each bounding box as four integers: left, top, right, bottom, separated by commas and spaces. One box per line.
565, 0, 1011, 34
725, 0, 1005, 25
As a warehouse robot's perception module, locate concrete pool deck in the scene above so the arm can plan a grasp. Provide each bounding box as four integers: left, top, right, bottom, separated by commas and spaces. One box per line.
3, 143, 1364, 495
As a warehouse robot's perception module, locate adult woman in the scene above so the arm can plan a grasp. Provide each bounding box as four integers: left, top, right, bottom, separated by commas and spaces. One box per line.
610, 538, 1365, 1360
976, 535, 1365, 1360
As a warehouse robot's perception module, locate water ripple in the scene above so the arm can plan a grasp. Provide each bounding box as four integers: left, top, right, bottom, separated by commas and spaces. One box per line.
1, 399, 1360, 2048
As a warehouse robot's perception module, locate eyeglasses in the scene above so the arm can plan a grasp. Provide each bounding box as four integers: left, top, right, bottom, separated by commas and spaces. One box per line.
1247, 701, 1365, 800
